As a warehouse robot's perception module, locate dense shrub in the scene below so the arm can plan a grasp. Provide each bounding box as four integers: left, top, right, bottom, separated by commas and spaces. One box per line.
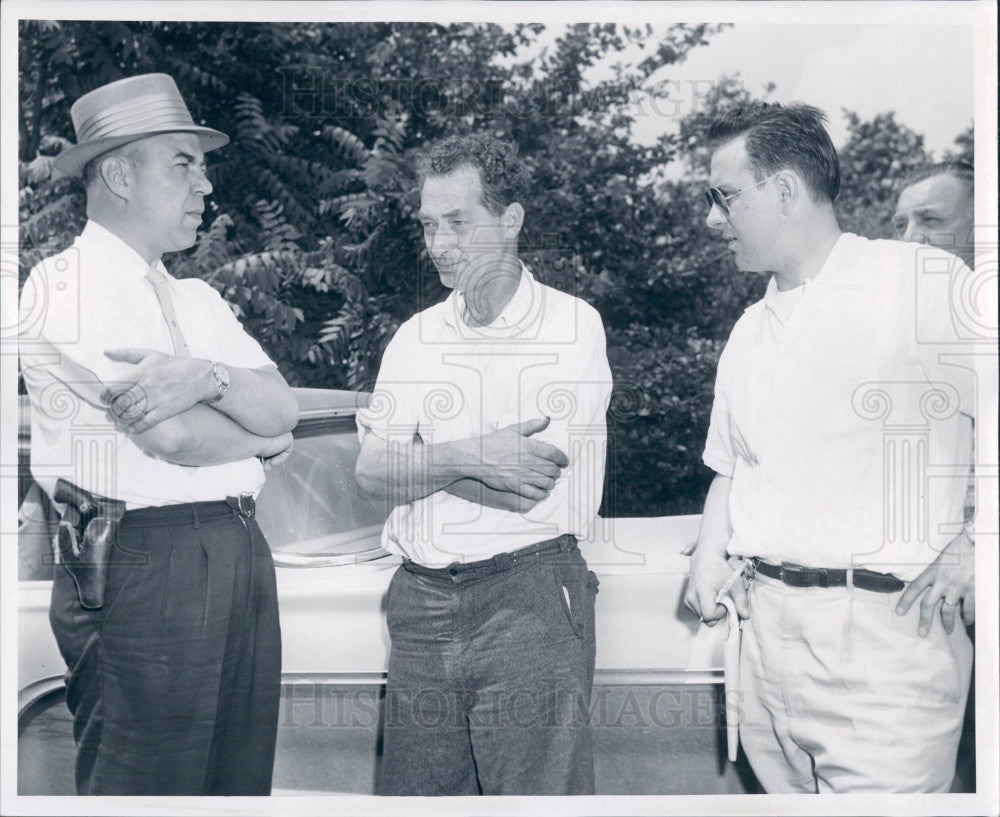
18, 21, 968, 515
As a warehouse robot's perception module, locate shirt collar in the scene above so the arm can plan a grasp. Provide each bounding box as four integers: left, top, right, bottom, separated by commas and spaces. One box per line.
442, 261, 541, 334
808, 231, 853, 288
759, 231, 856, 315
76, 220, 168, 280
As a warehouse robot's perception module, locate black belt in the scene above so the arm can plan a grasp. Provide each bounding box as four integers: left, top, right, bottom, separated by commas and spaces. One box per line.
752, 559, 905, 593
403, 533, 577, 580
123, 494, 256, 527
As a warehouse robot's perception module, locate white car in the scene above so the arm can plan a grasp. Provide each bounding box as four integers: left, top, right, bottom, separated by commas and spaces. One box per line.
17, 388, 749, 795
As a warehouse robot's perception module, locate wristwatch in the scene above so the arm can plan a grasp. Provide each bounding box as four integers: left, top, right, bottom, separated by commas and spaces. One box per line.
206, 361, 230, 404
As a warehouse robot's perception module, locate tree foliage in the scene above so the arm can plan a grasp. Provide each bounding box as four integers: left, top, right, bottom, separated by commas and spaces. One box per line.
18, 21, 963, 515
836, 110, 928, 239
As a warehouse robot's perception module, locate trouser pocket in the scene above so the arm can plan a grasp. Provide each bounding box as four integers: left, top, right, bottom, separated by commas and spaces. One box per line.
552, 565, 599, 639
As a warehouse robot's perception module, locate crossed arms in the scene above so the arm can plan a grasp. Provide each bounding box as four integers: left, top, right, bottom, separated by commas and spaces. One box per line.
28, 342, 298, 468
100, 347, 298, 467
356, 416, 570, 513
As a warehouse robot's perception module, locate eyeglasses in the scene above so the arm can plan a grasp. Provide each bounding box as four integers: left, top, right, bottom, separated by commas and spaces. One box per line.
705, 172, 780, 215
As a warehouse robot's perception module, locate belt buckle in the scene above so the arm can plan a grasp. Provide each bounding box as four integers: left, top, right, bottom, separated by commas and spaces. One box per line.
779, 562, 826, 588
236, 493, 255, 518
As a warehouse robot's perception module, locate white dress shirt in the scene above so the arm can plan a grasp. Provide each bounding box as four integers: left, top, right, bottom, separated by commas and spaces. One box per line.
703, 233, 977, 581
20, 220, 274, 508
357, 265, 613, 567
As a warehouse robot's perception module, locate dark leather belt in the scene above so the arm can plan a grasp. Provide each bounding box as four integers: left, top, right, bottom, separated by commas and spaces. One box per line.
123, 494, 256, 527
752, 559, 905, 593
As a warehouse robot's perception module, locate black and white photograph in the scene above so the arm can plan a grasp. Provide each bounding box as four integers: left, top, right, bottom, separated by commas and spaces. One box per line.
2, 1, 997, 814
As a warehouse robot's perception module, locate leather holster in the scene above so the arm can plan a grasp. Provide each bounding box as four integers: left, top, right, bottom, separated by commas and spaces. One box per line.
53, 479, 126, 610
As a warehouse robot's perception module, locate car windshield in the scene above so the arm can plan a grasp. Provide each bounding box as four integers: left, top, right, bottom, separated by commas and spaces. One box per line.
255, 421, 389, 556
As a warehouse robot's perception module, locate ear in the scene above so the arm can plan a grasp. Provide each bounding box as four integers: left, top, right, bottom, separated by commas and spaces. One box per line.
99, 155, 132, 200
775, 170, 799, 213
502, 202, 524, 239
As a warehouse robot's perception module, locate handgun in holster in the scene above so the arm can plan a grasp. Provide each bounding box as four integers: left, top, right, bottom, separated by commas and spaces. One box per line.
53, 479, 126, 610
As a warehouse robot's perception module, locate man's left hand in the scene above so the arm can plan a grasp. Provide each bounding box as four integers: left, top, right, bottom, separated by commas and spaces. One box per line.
895, 532, 974, 636
102, 347, 212, 432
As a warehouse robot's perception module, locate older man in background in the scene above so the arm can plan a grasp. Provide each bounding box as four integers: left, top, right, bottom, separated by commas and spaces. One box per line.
894, 159, 977, 793
893, 161, 975, 266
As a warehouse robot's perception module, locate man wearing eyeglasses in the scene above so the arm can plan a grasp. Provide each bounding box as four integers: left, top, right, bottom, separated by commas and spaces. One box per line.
684, 103, 978, 792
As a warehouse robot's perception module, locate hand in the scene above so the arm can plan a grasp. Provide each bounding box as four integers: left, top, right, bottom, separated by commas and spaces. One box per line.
258, 432, 294, 470
684, 552, 750, 627
466, 417, 569, 500
262, 445, 294, 471
445, 478, 543, 514
102, 348, 213, 432
896, 532, 974, 636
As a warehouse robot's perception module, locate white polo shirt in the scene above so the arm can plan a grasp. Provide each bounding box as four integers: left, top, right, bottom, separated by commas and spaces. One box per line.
704, 233, 976, 581
20, 220, 274, 508
357, 265, 613, 567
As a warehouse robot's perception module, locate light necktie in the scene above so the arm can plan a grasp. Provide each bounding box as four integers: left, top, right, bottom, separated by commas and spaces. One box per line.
146, 265, 192, 357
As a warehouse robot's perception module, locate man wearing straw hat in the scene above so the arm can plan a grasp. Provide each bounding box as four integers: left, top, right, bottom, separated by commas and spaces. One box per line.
19, 73, 299, 795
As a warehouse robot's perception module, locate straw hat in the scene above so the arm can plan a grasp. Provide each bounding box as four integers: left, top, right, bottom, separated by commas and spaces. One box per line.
54, 73, 229, 177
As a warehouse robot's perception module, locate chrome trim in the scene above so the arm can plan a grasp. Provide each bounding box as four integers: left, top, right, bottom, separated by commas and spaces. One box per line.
596, 669, 724, 686
18, 675, 66, 719
283, 672, 388, 686
272, 546, 390, 568
296, 407, 361, 421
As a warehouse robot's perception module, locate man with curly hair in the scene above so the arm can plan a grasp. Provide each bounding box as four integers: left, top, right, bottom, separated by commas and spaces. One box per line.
356, 134, 612, 795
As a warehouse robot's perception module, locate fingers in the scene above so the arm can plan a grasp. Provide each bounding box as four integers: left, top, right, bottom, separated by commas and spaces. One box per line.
683, 582, 727, 626
896, 570, 932, 615
729, 581, 751, 619
501, 494, 541, 514
104, 347, 156, 364
528, 439, 569, 469
263, 448, 294, 471
509, 482, 548, 501
107, 389, 148, 427
918, 593, 940, 637
514, 416, 550, 436
962, 592, 975, 626
940, 598, 960, 634
126, 410, 160, 434
521, 473, 556, 492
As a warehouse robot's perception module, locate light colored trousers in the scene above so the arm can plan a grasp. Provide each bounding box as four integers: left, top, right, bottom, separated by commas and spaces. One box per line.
740, 572, 972, 793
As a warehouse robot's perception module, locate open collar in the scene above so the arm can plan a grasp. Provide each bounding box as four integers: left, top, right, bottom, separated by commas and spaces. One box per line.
442, 261, 543, 336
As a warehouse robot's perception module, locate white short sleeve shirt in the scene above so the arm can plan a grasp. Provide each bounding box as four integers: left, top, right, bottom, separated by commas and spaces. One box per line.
20, 221, 275, 508
357, 266, 613, 567
703, 233, 976, 581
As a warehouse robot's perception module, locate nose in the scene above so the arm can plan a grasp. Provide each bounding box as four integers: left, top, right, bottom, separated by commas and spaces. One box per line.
192, 165, 213, 197
901, 221, 927, 245
705, 200, 727, 231
427, 224, 458, 258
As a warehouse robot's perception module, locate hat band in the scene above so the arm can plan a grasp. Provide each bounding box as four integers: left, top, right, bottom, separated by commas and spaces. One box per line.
76, 93, 197, 142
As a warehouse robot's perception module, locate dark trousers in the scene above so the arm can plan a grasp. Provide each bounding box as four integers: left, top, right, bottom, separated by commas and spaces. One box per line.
48, 500, 282, 795
378, 537, 599, 796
